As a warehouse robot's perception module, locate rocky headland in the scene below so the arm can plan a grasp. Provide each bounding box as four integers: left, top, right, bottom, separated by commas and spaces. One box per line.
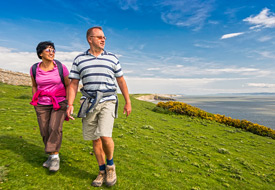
136, 94, 177, 101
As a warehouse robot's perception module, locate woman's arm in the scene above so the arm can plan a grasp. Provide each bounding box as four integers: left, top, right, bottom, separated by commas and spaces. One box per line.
31, 76, 37, 96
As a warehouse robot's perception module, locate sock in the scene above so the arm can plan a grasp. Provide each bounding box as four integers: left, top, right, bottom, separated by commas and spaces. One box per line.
99, 164, 106, 171
50, 154, 59, 159
107, 158, 114, 166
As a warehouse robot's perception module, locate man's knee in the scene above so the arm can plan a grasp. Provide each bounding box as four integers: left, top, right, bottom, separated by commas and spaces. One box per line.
100, 137, 114, 147
93, 138, 102, 145
101, 136, 112, 142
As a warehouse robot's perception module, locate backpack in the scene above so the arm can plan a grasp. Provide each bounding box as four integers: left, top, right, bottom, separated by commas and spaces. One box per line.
32, 59, 65, 87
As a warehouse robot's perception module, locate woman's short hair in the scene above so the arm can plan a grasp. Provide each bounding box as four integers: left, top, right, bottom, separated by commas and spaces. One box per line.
36, 41, 55, 59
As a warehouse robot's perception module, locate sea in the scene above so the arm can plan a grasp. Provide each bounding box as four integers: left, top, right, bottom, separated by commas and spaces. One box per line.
169, 95, 275, 130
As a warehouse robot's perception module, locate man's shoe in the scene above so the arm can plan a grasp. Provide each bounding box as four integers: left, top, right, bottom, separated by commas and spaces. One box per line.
106, 165, 117, 187
49, 157, 60, 172
43, 157, 52, 168
92, 170, 106, 187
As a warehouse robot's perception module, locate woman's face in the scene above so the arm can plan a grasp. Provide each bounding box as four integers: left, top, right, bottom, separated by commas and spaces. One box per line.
40, 46, 55, 61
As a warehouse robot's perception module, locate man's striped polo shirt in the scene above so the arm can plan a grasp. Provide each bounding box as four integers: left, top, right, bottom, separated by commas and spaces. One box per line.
69, 49, 123, 102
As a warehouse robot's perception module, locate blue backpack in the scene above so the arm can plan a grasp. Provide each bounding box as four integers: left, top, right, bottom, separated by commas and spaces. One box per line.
31, 59, 65, 87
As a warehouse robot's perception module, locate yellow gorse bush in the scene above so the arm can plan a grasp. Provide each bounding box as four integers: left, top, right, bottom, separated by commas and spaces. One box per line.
156, 101, 275, 139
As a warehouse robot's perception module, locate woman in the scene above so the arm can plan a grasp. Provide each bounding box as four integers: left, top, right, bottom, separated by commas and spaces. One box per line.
30, 41, 70, 172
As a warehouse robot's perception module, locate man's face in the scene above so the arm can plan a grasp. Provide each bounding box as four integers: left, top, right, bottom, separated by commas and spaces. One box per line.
89, 28, 106, 50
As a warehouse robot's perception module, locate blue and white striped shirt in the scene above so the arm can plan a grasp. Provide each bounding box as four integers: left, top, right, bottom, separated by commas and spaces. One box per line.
69, 49, 123, 102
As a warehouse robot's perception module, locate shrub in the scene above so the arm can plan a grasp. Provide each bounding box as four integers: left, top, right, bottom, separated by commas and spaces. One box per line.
15, 94, 32, 99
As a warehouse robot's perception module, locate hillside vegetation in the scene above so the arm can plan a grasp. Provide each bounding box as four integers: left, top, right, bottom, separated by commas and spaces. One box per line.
0, 83, 274, 190
156, 101, 275, 139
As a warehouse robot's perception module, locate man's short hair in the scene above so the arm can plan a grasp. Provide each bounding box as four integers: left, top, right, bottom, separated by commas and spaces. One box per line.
86, 26, 103, 40
36, 41, 55, 59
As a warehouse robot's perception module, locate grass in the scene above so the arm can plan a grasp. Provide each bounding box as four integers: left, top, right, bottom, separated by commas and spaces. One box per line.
0, 83, 275, 190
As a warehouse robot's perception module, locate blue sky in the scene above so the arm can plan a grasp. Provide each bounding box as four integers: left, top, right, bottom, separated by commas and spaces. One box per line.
1, 0, 275, 95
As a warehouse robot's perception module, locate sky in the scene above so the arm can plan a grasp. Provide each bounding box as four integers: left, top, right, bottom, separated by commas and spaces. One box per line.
1, 0, 275, 95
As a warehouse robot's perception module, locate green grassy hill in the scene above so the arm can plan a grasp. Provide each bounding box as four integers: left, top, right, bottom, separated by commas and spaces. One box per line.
0, 83, 274, 190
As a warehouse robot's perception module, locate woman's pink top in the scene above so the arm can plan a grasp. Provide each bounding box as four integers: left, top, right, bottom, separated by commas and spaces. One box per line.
30, 61, 69, 105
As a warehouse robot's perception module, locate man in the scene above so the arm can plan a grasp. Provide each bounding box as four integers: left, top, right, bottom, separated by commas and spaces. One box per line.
66, 26, 131, 187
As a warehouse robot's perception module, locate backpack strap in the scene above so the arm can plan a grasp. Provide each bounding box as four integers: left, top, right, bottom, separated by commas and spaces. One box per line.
54, 59, 65, 87
31, 62, 39, 81
31, 60, 65, 87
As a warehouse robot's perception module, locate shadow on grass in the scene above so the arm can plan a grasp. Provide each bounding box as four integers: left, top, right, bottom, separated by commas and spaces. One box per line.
0, 135, 92, 180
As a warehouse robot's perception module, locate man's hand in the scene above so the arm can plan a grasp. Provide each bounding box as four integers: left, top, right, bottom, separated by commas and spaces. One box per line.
116, 76, 132, 117
123, 102, 132, 117
66, 79, 79, 120
66, 105, 75, 120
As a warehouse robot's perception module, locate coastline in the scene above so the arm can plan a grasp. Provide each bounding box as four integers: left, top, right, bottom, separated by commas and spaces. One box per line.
135, 94, 275, 130
135, 94, 178, 102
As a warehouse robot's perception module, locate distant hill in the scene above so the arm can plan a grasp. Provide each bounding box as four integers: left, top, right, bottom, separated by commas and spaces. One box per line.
0, 68, 31, 86
0, 68, 86, 90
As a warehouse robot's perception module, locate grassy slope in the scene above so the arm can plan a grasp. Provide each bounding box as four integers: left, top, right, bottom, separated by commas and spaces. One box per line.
0, 83, 274, 190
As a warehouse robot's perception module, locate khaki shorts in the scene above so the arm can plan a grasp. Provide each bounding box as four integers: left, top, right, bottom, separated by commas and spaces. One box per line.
82, 100, 116, 140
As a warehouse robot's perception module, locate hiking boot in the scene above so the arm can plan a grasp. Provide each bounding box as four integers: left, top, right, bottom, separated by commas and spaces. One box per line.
49, 157, 60, 172
43, 157, 52, 168
92, 170, 106, 187
106, 165, 117, 187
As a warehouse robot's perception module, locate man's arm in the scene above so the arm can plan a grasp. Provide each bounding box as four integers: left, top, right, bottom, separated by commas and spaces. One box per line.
116, 76, 131, 117
66, 79, 80, 120
64, 76, 70, 100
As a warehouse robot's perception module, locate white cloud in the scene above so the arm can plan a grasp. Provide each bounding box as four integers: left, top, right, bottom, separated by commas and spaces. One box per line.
127, 43, 146, 51
159, 65, 262, 77
208, 20, 219, 25
247, 83, 275, 88
139, 44, 146, 50
0, 39, 9, 42
126, 77, 219, 94
158, 0, 214, 30
194, 43, 213, 48
147, 68, 160, 71
224, 7, 246, 19
125, 76, 253, 95
0, 46, 80, 73
257, 51, 275, 59
161, 55, 202, 64
118, 0, 139, 11
243, 8, 275, 29
0, 46, 14, 53
113, 0, 214, 30
73, 13, 95, 25
123, 70, 134, 74
221, 32, 244, 39
206, 67, 258, 73
258, 35, 273, 42
193, 40, 220, 49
